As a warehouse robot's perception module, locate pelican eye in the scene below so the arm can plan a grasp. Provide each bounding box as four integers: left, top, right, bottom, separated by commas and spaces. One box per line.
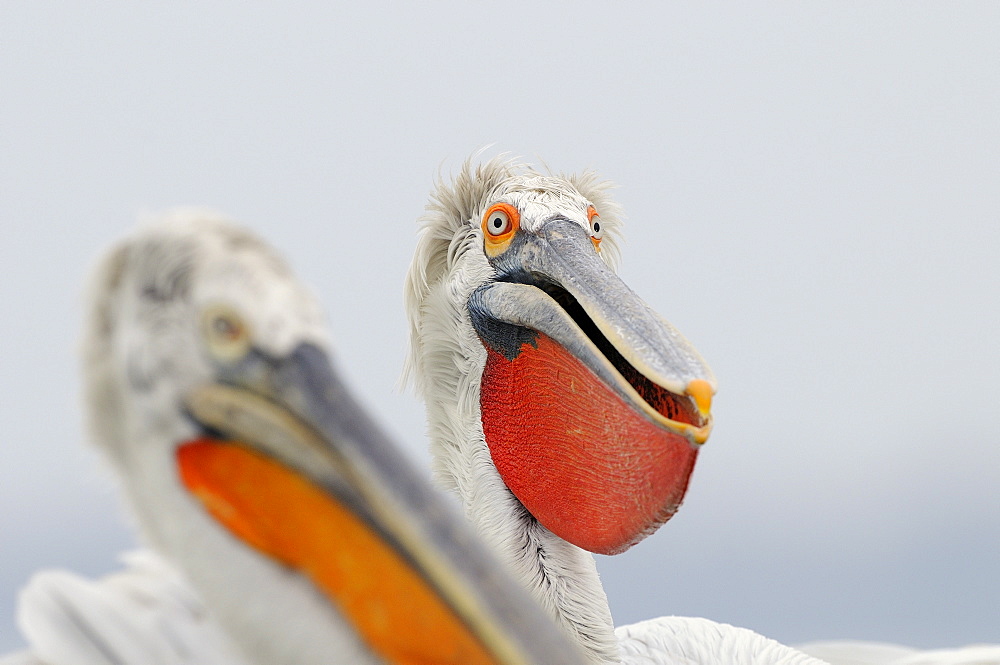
201, 305, 251, 361
481, 202, 520, 257
487, 210, 511, 235
587, 205, 603, 251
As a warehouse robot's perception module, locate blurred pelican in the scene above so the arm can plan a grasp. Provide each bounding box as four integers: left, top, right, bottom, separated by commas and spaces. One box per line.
2, 212, 587, 665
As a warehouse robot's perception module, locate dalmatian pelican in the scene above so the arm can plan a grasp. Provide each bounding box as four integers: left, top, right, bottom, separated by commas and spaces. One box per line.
402, 156, 831, 664
3, 212, 588, 665
404, 156, 1000, 665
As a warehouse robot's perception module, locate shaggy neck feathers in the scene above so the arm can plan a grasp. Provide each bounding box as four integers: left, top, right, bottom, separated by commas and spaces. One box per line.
406, 156, 625, 663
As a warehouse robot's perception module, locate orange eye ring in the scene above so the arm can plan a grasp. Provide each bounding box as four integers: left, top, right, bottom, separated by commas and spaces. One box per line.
481, 202, 520, 257
587, 205, 603, 251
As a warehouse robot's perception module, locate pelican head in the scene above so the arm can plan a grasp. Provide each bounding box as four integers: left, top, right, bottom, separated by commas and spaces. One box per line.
81, 210, 586, 665
405, 157, 716, 557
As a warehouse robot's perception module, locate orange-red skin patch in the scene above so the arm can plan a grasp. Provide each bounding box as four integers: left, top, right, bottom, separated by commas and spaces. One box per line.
480, 334, 698, 555
177, 439, 497, 665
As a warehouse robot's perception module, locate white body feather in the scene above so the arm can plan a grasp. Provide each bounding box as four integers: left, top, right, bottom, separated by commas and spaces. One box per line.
796, 642, 1000, 665
617, 617, 828, 665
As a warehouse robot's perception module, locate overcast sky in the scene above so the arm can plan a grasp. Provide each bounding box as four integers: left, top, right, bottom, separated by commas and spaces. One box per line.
2, 2, 998, 654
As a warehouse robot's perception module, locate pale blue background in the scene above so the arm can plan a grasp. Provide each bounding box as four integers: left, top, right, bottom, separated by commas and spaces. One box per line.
2, 2, 998, 652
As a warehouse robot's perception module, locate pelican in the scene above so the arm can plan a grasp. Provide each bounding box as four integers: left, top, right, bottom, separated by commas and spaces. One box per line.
403, 156, 833, 664
404, 156, 1000, 665
3, 211, 588, 665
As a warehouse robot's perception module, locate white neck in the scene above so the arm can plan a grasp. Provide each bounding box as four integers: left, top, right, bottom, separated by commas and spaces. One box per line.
110, 415, 379, 665
416, 287, 620, 664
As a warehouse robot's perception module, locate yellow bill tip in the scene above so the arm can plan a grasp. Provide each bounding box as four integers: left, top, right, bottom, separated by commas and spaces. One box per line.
685, 379, 714, 418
